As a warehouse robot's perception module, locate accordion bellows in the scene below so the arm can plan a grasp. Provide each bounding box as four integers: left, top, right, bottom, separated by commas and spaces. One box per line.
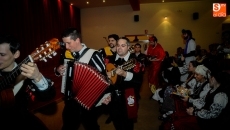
72, 62, 110, 110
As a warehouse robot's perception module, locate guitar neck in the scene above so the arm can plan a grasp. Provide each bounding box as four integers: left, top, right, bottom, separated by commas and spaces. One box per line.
0, 56, 32, 91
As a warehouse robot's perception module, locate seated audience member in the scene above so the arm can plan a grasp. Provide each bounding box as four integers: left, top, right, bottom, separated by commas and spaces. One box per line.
167, 71, 230, 130
152, 56, 180, 116
182, 65, 211, 107
174, 47, 184, 67
180, 60, 200, 94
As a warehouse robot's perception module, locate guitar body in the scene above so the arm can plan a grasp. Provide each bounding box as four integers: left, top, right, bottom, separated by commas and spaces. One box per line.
0, 74, 27, 107
0, 88, 15, 108
106, 63, 117, 84
106, 58, 137, 85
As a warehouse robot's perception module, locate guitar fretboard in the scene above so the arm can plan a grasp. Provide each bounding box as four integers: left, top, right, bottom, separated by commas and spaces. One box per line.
0, 56, 31, 90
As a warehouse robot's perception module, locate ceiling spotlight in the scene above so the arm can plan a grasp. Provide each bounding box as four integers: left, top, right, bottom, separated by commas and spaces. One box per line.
86, 1, 89, 4
103, 0, 105, 3
164, 16, 168, 19
162, 0, 164, 2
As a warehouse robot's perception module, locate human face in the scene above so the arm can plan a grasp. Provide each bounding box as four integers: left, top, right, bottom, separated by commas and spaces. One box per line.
0, 43, 19, 71
194, 72, 205, 83
116, 39, 129, 58
108, 38, 116, 48
62, 36, 81, 52
134, 45, 141, 53
188, 62, 195, 72
208, 76, 215, 88
183, 33, 188, 40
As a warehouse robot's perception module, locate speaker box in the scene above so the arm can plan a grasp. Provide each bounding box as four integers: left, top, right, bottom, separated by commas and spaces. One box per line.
193, 12, 199, 20
134, 15, 139, 22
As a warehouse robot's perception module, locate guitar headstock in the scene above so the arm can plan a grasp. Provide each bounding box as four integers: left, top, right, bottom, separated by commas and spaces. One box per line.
128, 45, 135, 53
121, 58, 136, 71
30, 38, 61, 62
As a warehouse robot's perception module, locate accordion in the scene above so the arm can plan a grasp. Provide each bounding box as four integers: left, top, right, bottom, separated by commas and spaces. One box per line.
71, 62, 110, 110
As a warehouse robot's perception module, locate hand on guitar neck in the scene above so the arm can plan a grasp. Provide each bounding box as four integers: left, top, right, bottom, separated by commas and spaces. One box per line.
106, 59, 136, 84
0, 38, 60, 108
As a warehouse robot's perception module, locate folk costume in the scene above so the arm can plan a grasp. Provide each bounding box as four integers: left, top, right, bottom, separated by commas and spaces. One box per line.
130, 52, 146, 100
0, 62, 55, 130
108, 52, 144, 130
55, 44, 109, 130
98, 46, 116, 65
146, 39, 165, 93
182, 29, 196, 66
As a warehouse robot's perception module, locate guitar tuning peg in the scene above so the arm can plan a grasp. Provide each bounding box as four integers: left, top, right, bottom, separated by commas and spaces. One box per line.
52, 51, 57, 56
42, 58, 47, 62
45, 42, 50, 47
47, 55, 52, 58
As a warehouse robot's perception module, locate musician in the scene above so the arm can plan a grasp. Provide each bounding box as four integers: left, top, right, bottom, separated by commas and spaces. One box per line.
130, 43, 146, 100
54, 27, 111, 130
107, 37, 144, 130
98, 34, 119, 64
98, 34, 119, 124
145, 36, 165, 94
0, 35, 55, 130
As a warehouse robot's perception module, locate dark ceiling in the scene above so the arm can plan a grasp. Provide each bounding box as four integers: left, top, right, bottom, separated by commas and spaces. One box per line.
63, 0, 201, 10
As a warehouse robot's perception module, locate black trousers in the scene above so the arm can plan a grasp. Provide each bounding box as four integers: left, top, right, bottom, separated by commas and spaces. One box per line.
62, 99, 100, 130
109, 95, 134, 130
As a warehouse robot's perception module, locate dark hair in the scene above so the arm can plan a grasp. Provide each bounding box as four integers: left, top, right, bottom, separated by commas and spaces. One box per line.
119, 37, 130, 45
210, 70, 230, 86
135, 43, 141, 48
0, 35, 20, 54
61, 27, 80, 40
108, 34, 119, 41
190, 60, 199, 68
149, 36, 158, 42
182, 29, 195, 40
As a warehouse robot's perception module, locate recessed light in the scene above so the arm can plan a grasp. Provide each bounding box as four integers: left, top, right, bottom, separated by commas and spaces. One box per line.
86, 1, 89, 4
103, 0, 105, 3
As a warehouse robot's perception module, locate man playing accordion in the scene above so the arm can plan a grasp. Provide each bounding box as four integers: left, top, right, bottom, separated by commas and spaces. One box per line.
54, 27, 111, 130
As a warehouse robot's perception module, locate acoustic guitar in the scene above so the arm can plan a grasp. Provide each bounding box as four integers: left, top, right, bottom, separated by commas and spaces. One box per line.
0, 38, 60, 107
106, 58, 136, 84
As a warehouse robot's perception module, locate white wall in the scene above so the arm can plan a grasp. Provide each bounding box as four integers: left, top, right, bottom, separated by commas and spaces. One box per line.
81, 1, 230, 55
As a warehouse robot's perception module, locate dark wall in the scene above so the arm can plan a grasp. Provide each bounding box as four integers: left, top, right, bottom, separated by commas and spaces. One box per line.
0, 0, 80, 66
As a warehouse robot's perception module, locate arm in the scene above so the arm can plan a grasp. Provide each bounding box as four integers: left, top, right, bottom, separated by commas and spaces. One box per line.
183, 40, 196, 57
192, 93, 228, 119
20, 62, 55, 101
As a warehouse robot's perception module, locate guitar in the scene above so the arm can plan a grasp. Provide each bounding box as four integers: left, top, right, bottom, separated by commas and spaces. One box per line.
106, 58, 136, 84
0, 38, 60, 107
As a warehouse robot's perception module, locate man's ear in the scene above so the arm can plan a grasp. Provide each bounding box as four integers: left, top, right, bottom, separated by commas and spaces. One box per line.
13, 50, 20, 59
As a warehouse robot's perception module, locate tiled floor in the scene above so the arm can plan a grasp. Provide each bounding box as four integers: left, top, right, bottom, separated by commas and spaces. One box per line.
34, 67, 162, 130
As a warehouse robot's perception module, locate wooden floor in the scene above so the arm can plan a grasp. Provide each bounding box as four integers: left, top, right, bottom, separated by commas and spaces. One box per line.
34, 67, 162, 130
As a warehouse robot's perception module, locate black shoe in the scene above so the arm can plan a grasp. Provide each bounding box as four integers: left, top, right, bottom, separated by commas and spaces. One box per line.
105, 116, 112, 124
